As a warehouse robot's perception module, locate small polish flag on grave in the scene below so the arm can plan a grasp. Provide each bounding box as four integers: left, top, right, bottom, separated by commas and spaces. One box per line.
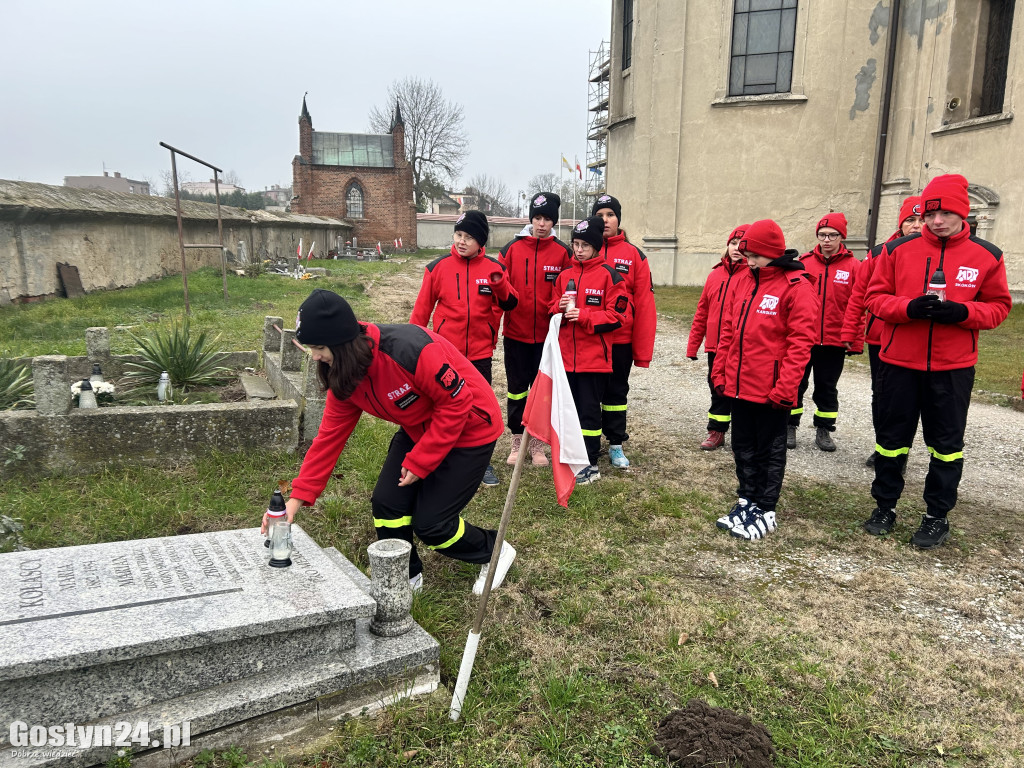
522, 314, 590, 506
307, 241, 315, 261
376, 241, 382, 255
297, 238, 302, 257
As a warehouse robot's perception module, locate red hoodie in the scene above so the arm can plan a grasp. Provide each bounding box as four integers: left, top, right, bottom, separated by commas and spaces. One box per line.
687, 255, 746, 357
498, 234, 572, 343
711, 261, 818, 406
600, 231, 657, 367
865, 225, 1011, 371
799, 244, 861, 349
291, 323, 503, 505
550, 257, 629, 373
409, 246, 518, 361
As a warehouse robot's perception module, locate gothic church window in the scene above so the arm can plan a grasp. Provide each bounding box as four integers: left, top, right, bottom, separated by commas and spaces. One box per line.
346, 183, 364, 219
729, 0, 798, 96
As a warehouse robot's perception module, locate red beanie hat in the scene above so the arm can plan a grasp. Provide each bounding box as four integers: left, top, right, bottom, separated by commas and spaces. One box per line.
898, 196, 922, 227
921, 173, 970, 219
727, 224, 748, 244
738, 219, 786, 259
816, 212, 848, 239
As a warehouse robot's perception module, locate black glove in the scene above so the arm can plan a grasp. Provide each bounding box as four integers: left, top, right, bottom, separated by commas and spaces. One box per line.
713, 384, 726, 397
930, 300, 969, 324
906, 294, 940, 319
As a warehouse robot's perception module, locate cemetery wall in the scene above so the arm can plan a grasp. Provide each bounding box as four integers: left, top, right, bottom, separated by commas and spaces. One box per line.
416, 214, 583, 250
0, 180, 353, 304
0, 400, 299, 476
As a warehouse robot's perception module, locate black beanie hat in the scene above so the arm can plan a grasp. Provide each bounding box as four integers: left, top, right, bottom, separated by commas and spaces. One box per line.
295, 289, 360, 347
529, 192, 561, 225
571, 216, 605, 251
591, 193, 621, 222
454, 210, 489, 247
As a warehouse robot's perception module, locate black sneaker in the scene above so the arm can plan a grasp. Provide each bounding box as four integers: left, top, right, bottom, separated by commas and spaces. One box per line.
815, 427, 837, 452
910, 515, 950, 549
865, 452, 876, 467
786, 426, 797, 449
863, 507, 896, 535
481, 465, 500, 487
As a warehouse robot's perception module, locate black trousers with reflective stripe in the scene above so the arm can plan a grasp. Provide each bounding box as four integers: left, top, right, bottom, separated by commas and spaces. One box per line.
470, 357, 493, 385
706, 351, 733, 432
566, 371, 609, 466
731, 398, 790, 511
503, 337, 544, 434
868, 343, 881, 430
371, 429, 497, 577
871, 362, 974, 517
789, 344, 846, 429
602, 342, 633, 443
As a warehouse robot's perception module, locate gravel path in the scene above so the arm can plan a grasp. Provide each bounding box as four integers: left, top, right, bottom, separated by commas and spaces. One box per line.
630, 314, 1024, 513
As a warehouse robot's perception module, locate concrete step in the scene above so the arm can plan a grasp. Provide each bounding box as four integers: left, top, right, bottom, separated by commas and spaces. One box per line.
238, 372, 277, 400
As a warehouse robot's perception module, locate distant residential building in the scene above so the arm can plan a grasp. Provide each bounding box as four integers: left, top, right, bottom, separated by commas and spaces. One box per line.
181, 179, 245, 196
64, 171, 150, 195
291, 96, 417, 248
426, 193, 460, 215
262, 184, 292, 206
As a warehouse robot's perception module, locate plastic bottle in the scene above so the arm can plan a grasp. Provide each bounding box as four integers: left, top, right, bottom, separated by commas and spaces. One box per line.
927, 268, 947, 302
565, 278, 577, 312
157, 371, 172, 402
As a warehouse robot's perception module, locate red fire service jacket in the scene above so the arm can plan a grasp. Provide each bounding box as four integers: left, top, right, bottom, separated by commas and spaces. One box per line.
687, 256, 746, 357
409, 246, 518, 361
498, 234, 572, 344
711, 258, 818, 407
841, 233, 902, 348
599, 231, 657, 367
550, 257, 629, 374
865, 225, 1011, 371
291, 323, 503, 505
799, 244, 861, 350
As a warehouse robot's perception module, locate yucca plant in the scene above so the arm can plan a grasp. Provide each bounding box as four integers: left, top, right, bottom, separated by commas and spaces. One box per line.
0, 359, 34, 410
124, 318, 231, 394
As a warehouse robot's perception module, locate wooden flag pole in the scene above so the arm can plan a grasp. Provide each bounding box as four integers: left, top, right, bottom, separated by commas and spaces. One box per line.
449, 427, 532, 721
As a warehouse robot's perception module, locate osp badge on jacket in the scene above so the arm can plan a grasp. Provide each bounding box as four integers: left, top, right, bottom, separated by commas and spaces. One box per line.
834, 269, 851, 285
756, 294, 780, 316
955, 266, 980, 289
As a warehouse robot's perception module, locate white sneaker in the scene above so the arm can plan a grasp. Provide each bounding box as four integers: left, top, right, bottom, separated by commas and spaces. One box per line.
716, 498, 750, 531
409, 573, 423, 593
730, 507, 777, 540
472, 542, 517, 596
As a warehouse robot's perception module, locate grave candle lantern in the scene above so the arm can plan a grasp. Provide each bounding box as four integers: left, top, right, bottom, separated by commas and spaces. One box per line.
90, 363, 104, 384
78, 379, 98, 409
266, 499, 292, 568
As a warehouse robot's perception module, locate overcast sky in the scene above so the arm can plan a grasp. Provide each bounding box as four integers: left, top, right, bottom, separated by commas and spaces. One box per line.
1, 0, 611, 201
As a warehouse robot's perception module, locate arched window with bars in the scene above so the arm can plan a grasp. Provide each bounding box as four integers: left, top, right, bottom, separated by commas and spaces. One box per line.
346, 182, 364, 219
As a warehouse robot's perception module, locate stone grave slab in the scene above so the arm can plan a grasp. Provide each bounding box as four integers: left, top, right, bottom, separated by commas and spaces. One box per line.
0, 527, 375, 728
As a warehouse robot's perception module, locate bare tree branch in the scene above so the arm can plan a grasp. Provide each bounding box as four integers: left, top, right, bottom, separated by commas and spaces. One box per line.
466, 173, 516, 217
369, 77, 469, 210
527, 173, 591, 221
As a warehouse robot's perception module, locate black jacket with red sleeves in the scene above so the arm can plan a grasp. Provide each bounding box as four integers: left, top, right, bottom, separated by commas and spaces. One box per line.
550, 257, 629, 373
291, 323, 503, 506
409, 246, 519, 361
711, 255, 819, 407
499, 234, 572, 343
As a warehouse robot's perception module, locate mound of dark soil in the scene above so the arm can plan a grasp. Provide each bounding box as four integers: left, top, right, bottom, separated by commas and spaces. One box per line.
651, 699, 776, 767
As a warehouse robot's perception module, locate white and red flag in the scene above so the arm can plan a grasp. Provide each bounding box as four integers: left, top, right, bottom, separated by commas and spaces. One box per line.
376, 241, 383, 255
306, 241, 315, 261
522, 314, 590, 507
398, 237, 403, 248
297, 238, 302, 257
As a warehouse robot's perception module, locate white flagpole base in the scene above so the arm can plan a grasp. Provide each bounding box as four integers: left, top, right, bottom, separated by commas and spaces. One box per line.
449, 630, 481, 721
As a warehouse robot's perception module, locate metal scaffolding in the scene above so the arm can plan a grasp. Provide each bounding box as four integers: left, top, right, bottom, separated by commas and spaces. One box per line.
586, 41, 610, 199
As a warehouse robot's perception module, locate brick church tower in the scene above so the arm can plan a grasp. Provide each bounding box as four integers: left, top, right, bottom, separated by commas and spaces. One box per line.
291, 95, 416, 249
